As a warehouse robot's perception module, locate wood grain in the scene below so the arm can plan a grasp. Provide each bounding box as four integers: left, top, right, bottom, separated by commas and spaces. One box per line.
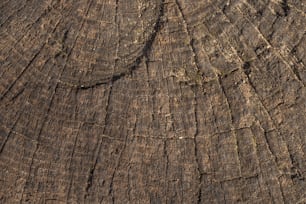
0, 0, 305, 203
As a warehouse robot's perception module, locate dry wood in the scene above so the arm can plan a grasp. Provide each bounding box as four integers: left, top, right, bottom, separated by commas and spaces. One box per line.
0, 0, 305, 203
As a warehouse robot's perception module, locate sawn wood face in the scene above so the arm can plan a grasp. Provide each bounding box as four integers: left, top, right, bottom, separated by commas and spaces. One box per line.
0, 0, 305, 203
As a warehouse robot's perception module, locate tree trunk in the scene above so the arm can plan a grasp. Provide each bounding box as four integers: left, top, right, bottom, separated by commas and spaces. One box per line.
0, 0, 305, 203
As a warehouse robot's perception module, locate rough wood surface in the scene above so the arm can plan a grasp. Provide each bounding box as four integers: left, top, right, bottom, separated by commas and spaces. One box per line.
0, 0, 306, 203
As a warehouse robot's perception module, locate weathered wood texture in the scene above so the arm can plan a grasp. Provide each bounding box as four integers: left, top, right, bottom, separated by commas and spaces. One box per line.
0, 0, 306, 203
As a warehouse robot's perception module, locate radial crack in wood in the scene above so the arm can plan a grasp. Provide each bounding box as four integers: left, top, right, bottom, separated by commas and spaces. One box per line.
0, 0, 305, 203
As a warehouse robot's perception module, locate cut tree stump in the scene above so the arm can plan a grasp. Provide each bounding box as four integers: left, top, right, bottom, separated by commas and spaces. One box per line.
0, 0, 305, 203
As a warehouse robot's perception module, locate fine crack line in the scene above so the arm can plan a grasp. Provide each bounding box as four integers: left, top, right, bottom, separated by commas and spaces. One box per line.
84, 83, 113, 200
66, 87, 83, 202
235, 5, 305, 87
19, 78, 59, 203
217, 75, 242, 177
0, 109, 24, 155
60, 0, 95, 85
0, 43, 45, 101
189, 85, 203, 204
75, 0, 165, 89
211, 4, 299, 175
174, 0, 201, 72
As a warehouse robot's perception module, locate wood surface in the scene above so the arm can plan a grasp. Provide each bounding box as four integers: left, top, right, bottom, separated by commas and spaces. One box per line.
0, 0, 306, 203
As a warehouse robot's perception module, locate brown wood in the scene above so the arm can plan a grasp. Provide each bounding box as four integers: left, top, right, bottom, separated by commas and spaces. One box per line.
0, 0, 305, 203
